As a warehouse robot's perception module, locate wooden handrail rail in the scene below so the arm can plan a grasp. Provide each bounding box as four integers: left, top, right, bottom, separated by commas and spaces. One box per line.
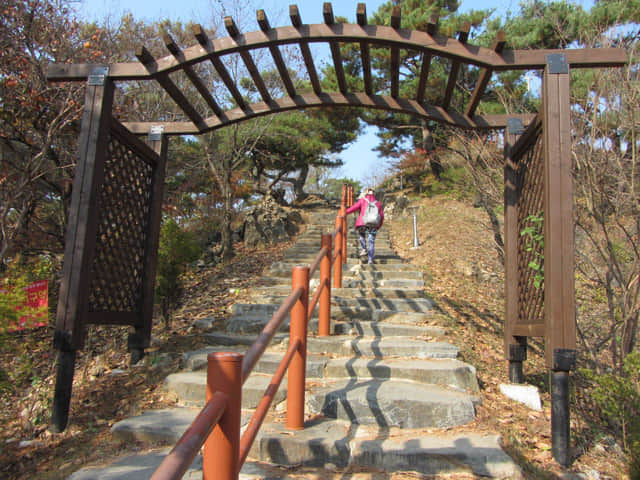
151, 201, 348, 479
150, 391, 228, 480
308, 277, 328, 318
309, 246, 329, 277
237, 337, 301, 467
242, 286, 304, 383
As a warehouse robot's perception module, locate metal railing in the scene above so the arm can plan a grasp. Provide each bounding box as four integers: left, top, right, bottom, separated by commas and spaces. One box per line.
151, 185, 354, 480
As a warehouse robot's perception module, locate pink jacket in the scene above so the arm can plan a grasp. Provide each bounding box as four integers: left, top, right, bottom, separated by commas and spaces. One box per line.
346, 194, 384, 229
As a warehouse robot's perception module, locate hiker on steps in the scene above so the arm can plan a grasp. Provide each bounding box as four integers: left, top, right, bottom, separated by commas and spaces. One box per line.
346, 187, 384, 264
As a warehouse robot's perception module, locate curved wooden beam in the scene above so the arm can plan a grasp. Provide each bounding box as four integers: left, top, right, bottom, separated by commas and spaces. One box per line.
48, 24, 628, 82
122, 93, 536, 135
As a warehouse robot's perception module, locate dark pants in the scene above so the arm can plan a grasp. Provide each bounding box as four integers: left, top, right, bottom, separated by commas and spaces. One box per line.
357, 226, 377, 263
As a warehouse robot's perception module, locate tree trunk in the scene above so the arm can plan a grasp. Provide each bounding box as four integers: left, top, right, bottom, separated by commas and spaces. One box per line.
220, 164, 234, 261
292, 164, 309, 202
421, 120, 443, 178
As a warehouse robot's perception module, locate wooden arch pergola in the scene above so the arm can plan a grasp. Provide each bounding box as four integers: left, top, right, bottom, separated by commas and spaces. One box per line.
47, 2, 627, 465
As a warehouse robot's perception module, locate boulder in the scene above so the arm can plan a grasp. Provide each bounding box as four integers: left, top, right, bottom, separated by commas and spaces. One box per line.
243, 197, 304, 247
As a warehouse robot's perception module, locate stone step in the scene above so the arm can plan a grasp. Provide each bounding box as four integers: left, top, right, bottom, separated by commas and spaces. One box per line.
163, 371, 288, 409
250, 420, 523, 479
251, 286, 427, 300
256, 277, 425, 289
348, 270, 424, 280
307, 378, 479, 428
73, 422, 522, 479
162, 373, 475, 431
322, 357, 478, 391
332, 296, 436, 312
68, 451, 310, 480
332, 320, 445, 337
181, 349, 475, 392
306, 336, 458, 358
226, 302, 439, 334
342, 279, 425, 288
269, 262, 420, 274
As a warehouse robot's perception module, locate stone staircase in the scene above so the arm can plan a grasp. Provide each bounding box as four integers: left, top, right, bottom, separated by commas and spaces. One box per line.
68, 208, 522, 479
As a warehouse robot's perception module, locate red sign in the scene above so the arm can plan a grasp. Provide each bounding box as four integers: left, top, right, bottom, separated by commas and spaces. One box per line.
2, 280, 48, 331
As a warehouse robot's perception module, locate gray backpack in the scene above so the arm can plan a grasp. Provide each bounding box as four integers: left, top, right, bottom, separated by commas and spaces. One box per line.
362, 199, 381, 227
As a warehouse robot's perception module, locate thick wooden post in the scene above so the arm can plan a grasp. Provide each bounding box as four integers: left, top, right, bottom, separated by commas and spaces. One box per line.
51, 67, 114, 433
543, 53, 576, 467
130, 128, 168, 364
287, 266, 309, 430
55, 68, 114, 350
204, 352, 242, 480
504, 118, 527, 383
318, 234, 332, 336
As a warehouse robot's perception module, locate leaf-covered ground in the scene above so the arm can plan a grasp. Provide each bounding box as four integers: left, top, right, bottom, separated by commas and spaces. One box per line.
0, 194, 628, 479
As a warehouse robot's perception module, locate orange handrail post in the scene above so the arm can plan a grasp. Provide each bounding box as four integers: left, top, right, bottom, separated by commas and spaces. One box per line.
204, 352, 243, 480
333, 216, 343, 289
319, 234, 332, 337
286, 265, 309, 430
341, 207, 348, 265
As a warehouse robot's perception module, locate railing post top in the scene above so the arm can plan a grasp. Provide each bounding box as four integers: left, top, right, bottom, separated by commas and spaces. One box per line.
321, 233, 332, 245
207, 351, 243, 363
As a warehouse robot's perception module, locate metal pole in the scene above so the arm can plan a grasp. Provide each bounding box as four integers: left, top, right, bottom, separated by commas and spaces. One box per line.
204, 352, 243, 480
333, 216, 343, 288
318, 234, 332, 337
551, 370, 571, 466
287, 266, 309, 430
412, 211, 419, 248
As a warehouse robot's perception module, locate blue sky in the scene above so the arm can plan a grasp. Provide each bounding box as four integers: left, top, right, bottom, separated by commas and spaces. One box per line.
77, 0, 594, 182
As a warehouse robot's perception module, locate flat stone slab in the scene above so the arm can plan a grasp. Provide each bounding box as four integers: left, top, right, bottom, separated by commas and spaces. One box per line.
352, 431, 524, 479
499, 383, 543, 411
67, 447, 202, 480
332, 296, 436, 313
347, 270, 424, 280
251, 420, 523, 479
110, 408, 198, 444
252, 287, 427, 300
307, 336, 458, 359
323, 357, 478, 391
307, 378, 478, 428
68, 450, 288, 480
333, 320, 446, 337
343, 279, 425, 288
163, 372, 287, 409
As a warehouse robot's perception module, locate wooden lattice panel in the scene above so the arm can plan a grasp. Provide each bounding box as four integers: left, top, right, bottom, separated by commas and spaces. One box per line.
516, 125, 545, 326
87, 126, 155, 314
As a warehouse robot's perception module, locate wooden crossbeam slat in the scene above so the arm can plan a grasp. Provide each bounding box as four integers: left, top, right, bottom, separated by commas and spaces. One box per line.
290, 5, 322, 95
136, 46, 206, 131
122, 92, 536, 135
416, 13, 438, 103
390, 6, 401, 98
48, 30, 628, 83
225, 16, 272, 104
465, 30, 506, 117
192, 24, 248, 111
324, 3, 348, 94
357, 3, 373, 95
258, 10, 296, 98
163, 33, 224, 118
442, 22, 471, 111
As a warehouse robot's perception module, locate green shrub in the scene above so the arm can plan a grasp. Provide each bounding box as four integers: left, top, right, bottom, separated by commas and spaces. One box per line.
581, 352, 640, 477
155, 219, 201, 326
520, 212, 544, 289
